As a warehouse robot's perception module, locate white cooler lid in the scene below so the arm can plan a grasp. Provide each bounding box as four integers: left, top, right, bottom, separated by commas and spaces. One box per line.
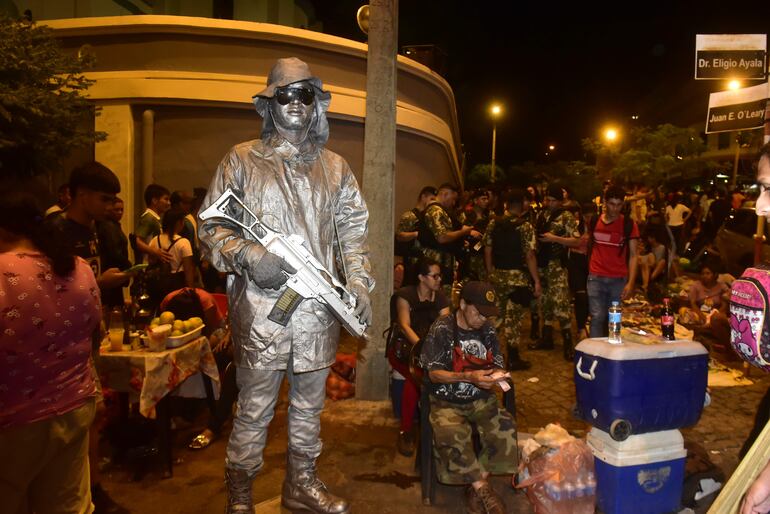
575, 337, 707, 360
587, 428, 687, 467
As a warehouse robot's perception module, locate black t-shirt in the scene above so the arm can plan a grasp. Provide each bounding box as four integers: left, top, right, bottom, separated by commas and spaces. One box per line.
96, 220, 131, 307
708, 198, 731, 231
420, 313, 504, 403
45, 213, 101, 278
391, 286, 449, 340
96, 220, 130, 271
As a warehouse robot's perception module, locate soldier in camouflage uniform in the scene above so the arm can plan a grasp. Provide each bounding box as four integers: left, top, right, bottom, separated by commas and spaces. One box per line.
419, 183, 480, 297
421, 282, 517, 514
395, 185, 437, 284
484, 188, 542, 371
458, 190, 491, 282
525, 186, 543, 342
529, 184, 580, 360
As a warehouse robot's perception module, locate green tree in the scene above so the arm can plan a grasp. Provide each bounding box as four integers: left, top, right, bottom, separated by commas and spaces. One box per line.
583, 124, 711, 186
0, 14, 105, 177
466, 163, 503, 187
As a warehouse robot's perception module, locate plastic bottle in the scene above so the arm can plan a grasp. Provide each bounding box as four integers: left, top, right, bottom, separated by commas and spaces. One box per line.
586, 472, 597, 496
661, 297, 675, 340
608, 301, 622, 344
573, 477, 586, 498
563, 481, 576, 500
108, 307, 125, 351
545, 480, 562, 501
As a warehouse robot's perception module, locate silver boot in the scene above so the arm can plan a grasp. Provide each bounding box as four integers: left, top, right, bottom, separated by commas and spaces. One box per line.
281, 452, 350, 513
224, 467, 256, 514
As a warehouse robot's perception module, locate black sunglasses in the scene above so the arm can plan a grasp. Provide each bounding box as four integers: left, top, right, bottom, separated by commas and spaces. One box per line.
275, 86, 315, 106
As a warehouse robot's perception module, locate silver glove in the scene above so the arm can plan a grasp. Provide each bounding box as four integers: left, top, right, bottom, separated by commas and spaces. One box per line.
350, 282, 372, 327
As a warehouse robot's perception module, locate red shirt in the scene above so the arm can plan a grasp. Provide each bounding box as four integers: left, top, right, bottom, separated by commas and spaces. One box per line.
0, 253, 100, 429
589, 215, 639, 278
160, 288, 225, 327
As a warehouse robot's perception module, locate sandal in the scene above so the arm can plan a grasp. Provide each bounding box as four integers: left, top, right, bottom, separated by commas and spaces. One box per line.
188, 431, 216, 450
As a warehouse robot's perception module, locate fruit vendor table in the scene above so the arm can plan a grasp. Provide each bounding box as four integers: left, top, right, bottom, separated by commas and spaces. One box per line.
98, 336, 220, 476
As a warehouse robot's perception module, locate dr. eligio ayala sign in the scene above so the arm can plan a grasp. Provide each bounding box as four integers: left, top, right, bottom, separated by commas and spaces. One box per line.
706, 82, 768, 133
695, 34, 766, 80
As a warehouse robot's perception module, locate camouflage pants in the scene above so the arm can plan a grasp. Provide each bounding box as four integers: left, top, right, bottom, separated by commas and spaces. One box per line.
540, 261, 572, 328
465, 254, 487, 282
489, 270, 528, 349
429, 395, 518, 484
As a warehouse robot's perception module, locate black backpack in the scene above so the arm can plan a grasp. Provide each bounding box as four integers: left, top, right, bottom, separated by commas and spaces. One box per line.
145, 235, 186, 306
491, 217, 526, 270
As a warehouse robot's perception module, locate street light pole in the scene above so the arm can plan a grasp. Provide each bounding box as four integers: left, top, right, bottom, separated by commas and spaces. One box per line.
489, 103, 502, 182
731, 133, 742, 188
491, 119, 497, 182
599, 126, 619, 181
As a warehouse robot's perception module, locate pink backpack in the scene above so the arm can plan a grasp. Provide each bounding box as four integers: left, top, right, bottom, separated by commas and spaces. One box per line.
730, 265, 770, 372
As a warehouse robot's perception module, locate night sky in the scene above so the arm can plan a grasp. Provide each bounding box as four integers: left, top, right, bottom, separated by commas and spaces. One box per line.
311, 1, 770, 168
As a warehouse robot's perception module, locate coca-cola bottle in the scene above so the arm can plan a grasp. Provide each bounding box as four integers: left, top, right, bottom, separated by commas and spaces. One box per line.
661, 297, 675, 341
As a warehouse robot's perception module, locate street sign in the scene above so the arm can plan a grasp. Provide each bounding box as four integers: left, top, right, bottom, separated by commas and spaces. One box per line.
695, 34, 767, 80
706, 82, 768, 133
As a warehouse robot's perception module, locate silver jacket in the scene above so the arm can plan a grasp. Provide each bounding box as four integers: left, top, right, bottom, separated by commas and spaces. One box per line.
198, 135, 373, 372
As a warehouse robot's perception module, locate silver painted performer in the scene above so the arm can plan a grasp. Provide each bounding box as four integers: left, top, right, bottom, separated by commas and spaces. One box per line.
198, 57, 373, 514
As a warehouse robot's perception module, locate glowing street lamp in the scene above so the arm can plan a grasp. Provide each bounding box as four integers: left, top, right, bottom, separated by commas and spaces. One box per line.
490, 103, 502, 181
604, 128, 618, 142
727, 79, 742, 90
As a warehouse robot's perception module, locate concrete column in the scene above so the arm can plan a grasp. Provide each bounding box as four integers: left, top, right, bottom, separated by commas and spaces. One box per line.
356, 0, 398, 400
142, 109, 155, 189
95, 103, 136, 235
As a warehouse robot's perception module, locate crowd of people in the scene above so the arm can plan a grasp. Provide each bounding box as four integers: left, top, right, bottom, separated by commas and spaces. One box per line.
387, 172, 763, 456
392, 176, 758, 340
4, 53, 770, 514
0, 160, 235, 514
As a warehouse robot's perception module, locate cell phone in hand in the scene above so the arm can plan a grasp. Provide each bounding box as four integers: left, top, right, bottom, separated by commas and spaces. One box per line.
122, 263, 148, 274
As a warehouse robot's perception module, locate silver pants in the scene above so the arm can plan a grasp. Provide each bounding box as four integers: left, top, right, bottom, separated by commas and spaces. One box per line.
225, 365, 330, 474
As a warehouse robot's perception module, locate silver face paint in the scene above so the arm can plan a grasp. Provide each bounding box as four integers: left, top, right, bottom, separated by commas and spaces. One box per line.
269, 83, 314, 142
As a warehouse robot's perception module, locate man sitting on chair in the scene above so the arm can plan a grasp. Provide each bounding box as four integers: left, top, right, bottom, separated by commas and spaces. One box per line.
420, 281, 518, 514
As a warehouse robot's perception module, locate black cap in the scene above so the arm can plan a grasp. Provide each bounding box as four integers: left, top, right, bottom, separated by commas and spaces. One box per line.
460, 281, 499, 318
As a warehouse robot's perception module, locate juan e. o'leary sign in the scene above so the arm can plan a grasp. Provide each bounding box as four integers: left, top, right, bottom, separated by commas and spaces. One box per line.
706, 82, 768, 134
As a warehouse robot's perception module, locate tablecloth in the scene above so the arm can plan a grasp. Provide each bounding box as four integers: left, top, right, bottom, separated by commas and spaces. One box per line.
98, 336, 220, 418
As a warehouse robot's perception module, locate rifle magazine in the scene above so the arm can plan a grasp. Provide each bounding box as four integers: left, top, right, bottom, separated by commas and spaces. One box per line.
268, 287, 304, 326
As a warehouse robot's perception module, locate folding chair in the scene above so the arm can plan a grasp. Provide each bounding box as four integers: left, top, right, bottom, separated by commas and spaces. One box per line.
418, 378, 517, 506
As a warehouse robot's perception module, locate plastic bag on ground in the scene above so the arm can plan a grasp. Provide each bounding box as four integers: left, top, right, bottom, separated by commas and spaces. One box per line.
517, 438, 596, 514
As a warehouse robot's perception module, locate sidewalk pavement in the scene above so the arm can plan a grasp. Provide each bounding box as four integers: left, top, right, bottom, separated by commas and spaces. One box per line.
102, 339, 770, 514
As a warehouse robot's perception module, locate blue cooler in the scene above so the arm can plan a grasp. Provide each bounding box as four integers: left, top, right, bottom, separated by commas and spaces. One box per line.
588, 428, 686, 514
574, 338, 708, 440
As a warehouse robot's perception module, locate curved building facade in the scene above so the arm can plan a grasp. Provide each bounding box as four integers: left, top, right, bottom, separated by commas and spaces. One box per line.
44, 15, 463, 233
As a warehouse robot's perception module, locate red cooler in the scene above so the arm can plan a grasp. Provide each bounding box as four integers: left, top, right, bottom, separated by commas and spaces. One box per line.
574, 338, 708, 440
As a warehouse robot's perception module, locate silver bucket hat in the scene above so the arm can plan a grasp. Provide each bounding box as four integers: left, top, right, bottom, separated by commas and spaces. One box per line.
252, 57, 332, 146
